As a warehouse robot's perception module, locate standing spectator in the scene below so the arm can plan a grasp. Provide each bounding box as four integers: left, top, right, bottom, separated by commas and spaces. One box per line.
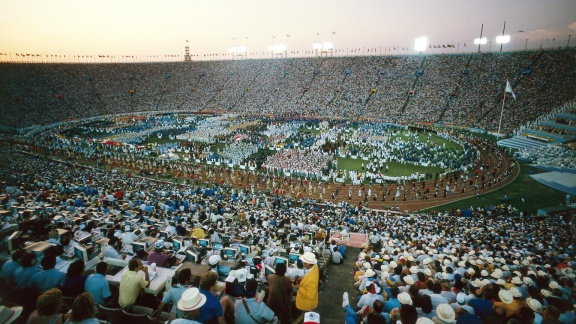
266, 262, 292, 324
294, 252, 319, 312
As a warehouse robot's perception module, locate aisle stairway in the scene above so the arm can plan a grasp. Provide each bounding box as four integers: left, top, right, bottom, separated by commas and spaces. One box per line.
295, 247, 361, 324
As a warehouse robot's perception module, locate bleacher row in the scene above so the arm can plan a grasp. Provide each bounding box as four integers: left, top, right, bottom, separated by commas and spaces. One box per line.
496, 136, 550, 150
529, 172, 576, 195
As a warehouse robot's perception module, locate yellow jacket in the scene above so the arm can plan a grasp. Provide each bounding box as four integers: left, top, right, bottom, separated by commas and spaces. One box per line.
296, 264, 319, 311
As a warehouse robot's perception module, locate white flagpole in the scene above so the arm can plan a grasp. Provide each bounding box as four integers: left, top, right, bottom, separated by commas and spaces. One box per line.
497, 90, 507, 135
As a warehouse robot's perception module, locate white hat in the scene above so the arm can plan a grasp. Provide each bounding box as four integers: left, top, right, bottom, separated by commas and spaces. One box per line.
303, 312, 320, 324
491, 269, 503, 279
398, 292, 413, 305
416, 318, 434, 324
424, 269, 432, 277
511, 277, 522, 285
409, 266, 419, 274
154, 240, 165, 249
0, 306, 23, 324
498, 290, 513, 304
549, 281, 559, 289
236, 269, 247, 282
509, 287, 522, 298
436, 304, 455, 323
363, 262, 372, 269
389, 261, 398, 268
526, 298, 543, 313
208, 255, 221, 265
481, 270, 489, 277
467, 268, 476, 275
177, 288, 207, 311
403, 275, 415, 285
523, 277, 534, 285
365, 269, 376, 278
423, 258, 432, 265
381, 265, 389, 272
541, 289, 552, 298
300, 252, 317, 264
456, 292, 466, 304
496, 279, 506, 286
268, 248, 276, 256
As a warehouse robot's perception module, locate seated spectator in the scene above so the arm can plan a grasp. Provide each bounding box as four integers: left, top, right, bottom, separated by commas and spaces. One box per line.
65, 293, 99, 324
14, 252, 41, 289
235, 279, 276, 323
61, 260, 87, 298
29, 255, 67, 293
118, 258, 149, 311
154, 268, 192, 319
84, 262, 112, 306
26, 288, 68, 324
171, 287, 206, 324
147, 240, 179, 268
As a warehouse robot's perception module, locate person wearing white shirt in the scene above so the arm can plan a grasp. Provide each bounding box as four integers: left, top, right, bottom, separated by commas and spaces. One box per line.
121, 230, 138, 246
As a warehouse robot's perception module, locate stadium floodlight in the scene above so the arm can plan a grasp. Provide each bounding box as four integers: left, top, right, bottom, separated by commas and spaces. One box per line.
474, 38, 487, 45
496, 35, 510, 44
414, 37, 428, 52
268, 44, 287, 52
228, 46, 247, 53
322, 42, 333, 49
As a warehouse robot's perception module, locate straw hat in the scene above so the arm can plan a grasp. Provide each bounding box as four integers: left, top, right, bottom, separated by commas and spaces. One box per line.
436, 304, 455, 323
177, 288, 207, 311
0, 306, 23, 324
498, 290, 513, 304
300, 252, 317, 264
526, 298, 543, 313
398, 292, 413, 305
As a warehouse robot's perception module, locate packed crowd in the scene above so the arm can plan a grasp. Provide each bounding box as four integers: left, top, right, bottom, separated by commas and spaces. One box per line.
342, 211, 576, 323
0, 140, 573, 323
2, 49, 575, 134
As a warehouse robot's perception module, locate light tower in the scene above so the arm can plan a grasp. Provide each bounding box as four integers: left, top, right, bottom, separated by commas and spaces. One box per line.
184, 46, 192, 62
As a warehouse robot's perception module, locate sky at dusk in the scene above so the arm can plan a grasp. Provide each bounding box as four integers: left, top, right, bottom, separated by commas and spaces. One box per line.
1, 0, 575, 61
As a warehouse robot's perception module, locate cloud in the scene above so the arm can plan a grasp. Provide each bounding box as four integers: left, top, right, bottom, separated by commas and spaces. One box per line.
569, 21, 576, 31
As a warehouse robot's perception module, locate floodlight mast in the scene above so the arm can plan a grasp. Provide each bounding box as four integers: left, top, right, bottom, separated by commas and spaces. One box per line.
414, 37, 428, 53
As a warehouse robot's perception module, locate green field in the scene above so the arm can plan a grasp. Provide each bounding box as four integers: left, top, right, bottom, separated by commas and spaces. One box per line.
421, 162, 567, 215
336, 158, 441, 177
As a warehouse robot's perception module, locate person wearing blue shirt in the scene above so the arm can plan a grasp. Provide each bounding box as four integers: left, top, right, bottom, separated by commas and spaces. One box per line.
13, 252, 41, 288
383, 287, 401, 313
85, 262, 112, 305
154, 269, 192, 319
0, 249, 26, 287
197, 271, 224, 324
29, 255, 66, 293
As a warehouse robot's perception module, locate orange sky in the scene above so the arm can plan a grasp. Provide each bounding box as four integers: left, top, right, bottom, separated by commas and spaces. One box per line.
1, 0, 575, 62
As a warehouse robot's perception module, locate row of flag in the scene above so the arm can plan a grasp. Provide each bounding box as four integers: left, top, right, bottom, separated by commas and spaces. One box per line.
0, 43, 469, 59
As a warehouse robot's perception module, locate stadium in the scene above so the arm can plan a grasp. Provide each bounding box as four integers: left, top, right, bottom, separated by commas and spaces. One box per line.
1, 2, 576, 324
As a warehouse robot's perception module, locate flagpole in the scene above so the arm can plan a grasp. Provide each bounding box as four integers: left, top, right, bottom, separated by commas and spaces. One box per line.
497, 90, 507, 135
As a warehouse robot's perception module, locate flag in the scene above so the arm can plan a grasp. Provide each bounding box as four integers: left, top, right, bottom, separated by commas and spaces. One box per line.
272, 35, 276, 38
317, 32, 319, 36
286, 34, 290, 37
186, 40, 189, 42
505, 80, 516, 99
332, 31, 336, 35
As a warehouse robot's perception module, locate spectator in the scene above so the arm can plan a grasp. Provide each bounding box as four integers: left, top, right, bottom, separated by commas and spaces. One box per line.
84, 262, 112, 306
